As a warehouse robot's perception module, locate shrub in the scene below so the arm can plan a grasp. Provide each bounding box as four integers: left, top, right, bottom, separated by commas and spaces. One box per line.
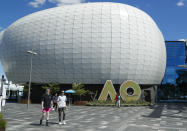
87, 100, 150, 106
0, 119, 6, 128
0, 113, 6, 129
0, 113, 3, 120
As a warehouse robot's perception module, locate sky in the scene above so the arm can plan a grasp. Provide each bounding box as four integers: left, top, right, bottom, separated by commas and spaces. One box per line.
0, 0, 187, 76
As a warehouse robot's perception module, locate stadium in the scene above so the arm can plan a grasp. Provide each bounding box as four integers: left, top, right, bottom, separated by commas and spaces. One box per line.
0, 2, 166, 103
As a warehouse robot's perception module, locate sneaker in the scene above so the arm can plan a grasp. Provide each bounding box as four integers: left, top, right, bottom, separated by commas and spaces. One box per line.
52, 108, 55, 111
39, 120, 42, 125
46, 121, 49, 126
59, 122, 62, 125
63, 121, 66, 125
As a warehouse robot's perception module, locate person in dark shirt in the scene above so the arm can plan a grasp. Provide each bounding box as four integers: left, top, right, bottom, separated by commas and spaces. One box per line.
40, 89, 53, 126
53, 93, 58, 112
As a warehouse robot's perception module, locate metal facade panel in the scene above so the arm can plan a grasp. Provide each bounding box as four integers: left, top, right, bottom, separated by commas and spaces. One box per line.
0, 2, 166, 84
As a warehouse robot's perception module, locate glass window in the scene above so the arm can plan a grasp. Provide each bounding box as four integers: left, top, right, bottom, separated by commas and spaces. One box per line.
162, 41, 186, 85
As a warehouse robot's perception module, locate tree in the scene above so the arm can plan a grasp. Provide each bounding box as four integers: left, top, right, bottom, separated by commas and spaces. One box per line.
72, 82, 88, 101
42, 83, 60, 95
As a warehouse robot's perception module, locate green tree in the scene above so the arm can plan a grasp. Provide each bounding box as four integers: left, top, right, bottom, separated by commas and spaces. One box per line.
42, 83, 60, 95
72, 82, 88, 101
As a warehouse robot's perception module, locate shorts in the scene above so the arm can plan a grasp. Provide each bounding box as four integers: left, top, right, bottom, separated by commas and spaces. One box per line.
58, 107, 66, 111
116, 100, 120, 107
42, 108, 52, 113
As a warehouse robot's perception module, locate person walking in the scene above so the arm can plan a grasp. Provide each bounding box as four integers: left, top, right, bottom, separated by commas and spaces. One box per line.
40, 89, 53, 126
53, 93, 58, 112
116, 93, 121, 108
57, 90, 67, 125
115, 93, 118, 106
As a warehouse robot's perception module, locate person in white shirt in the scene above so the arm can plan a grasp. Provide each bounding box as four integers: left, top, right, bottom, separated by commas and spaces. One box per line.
57, 90, 67, 125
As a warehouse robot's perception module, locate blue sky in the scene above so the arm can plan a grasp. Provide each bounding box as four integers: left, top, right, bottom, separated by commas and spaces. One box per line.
0, 0, 187, 76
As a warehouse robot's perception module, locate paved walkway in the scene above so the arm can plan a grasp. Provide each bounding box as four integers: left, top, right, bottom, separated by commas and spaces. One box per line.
2, 103, 187, 131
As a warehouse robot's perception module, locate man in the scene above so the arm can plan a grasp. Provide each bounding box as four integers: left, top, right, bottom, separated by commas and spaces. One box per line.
57, 90, 67, 125
40, 89, 53, 126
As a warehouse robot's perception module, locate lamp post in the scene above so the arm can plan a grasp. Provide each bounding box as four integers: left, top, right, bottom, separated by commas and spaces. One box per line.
0, 75, 6, 112
27, 50, 37, 109
0, 75, 5, 96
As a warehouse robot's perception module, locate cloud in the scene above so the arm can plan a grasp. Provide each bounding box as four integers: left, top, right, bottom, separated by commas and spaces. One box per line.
29, 0, 85, 8
29, 0, 46, 8
48, 0, 85, 6
177, 0, 185, 6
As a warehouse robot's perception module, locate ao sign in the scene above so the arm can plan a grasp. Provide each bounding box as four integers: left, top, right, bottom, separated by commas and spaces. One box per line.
98, 80, 141, 102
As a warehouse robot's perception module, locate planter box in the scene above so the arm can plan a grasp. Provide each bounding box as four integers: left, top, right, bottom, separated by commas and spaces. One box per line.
0, 128, 5, 131
74, 101, 88, 105
19, 99, 31, 104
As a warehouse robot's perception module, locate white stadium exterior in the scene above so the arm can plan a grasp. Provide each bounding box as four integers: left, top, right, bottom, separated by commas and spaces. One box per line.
0, 2, 166, 85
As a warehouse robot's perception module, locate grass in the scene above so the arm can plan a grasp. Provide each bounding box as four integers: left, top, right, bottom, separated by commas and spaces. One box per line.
86, 100, 151, 106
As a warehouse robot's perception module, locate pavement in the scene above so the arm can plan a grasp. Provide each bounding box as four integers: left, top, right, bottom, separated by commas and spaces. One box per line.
2, 103, 187, 131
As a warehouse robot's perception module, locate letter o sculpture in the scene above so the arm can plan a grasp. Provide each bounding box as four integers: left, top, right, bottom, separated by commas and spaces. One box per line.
120, 80, 141, 102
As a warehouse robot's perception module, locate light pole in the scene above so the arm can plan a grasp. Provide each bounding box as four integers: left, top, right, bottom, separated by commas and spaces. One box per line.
27, 50, 37, 109
0, 75, 6, 112
0, 75, 5, 96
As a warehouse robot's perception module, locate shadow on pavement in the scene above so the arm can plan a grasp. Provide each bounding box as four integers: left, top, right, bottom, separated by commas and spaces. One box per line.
30, 122, 58, 126
49, 122, 59, 125
30, 123, 41, 126
142, 103, 187, 119
142, 104, 164, 118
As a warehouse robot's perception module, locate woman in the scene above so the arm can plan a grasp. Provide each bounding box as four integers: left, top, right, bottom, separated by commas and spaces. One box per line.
115, 93, 118, 106
57, 90, 67, 125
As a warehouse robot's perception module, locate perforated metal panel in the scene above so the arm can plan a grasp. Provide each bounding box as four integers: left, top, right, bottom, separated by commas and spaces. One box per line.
0, 2, 166, 84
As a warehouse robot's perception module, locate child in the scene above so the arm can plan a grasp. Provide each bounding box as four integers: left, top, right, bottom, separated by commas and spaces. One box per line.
116, 93, 121, 108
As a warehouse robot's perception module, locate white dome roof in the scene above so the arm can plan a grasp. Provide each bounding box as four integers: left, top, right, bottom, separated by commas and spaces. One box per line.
0, 2, 166, 85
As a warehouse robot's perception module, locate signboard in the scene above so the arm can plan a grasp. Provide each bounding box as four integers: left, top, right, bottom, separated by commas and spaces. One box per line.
98, 80, 141, 102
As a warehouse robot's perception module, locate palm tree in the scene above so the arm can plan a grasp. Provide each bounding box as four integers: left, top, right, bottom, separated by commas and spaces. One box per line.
42, 83, 60, 95
72, 82, 88, 101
